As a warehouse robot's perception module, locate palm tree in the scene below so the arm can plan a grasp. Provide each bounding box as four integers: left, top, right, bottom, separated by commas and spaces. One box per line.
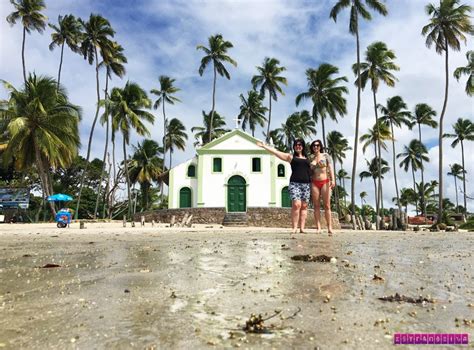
191, 110, 229, 147
447, 163, 465, 211
330, 0, 388, 224
359, 157, 390, 222
150, 75, 181, 204
164, 118, 187, 170
273, 111, 316, 151
129, 139, 163, 211
338, 168, 351, 206
411, 103, 437, 218
360, 191, 368, 209
197, 34, 237, 142
397, 139, 429, 216
48, 14, 83, 90
398, 187, 417, 214
378, 96, 412, 211
108, 81, 154, 219
354, 41, 399, 223
422, 0, 473, 223
251, 57, 287, 141
0, 74, 80, 216
454, 50, 474, 96
95, 41, 127, 219
6, 0, 47, 83
295, 64, 348, 148
444, 118, 474, 215
327, 130, 350, 217
75, 14, 115, 218
238, 90, 267, 136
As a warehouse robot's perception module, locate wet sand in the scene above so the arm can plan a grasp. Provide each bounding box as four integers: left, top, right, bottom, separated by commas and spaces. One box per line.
0, 223, 473, 349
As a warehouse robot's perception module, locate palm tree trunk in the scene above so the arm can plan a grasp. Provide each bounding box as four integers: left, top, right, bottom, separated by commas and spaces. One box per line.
321, 116, 327, 149
417, 123, 427, 221
123, 136, 132, 220
22, 27, 26, 83
350, 22, 362, 229
390, 122, 402, 212
461, 140, 467, 217
161, 102, 166, 206
102, 153, 112, 218
34, 145, 56, 216
208, 64, 217, 142
437, 40, 449, 224
75, 49, 102, 219
94, 74, 110, 219
372, 90, 383, 227
266, 94, 273, 143
373, 178, 377, 224
332, 155, 341, 218
373, 144, 380, 229
453, 174, 459, 212
57, 42, 65, 91
412, 168, 418, 216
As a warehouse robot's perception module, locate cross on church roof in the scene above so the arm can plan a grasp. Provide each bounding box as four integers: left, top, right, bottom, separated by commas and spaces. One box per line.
233, 117, 242, 129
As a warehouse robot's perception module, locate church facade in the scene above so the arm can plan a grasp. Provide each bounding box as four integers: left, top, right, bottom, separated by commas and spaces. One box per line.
168, 130, 292, 211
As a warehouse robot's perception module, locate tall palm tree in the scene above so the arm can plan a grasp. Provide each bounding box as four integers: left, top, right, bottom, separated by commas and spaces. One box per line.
191, 110, 229, 147
397, 139, 429, 216
0, 74, 80, 216
197, 34, 237, 142
150, 75, 181, 204
454, 50, 474, 96
354, 41, 399, 222
444, 118, 474, 215
238, 90, 267, 136
48, 14, 83, 90
6, 0, 47, 83
164, 118, 187, 170
398, 187, 417, 214
251, 57, 287, 141
129, 139, 163, 211
95, 41, 127, 219
273, 111, 316, 151
327, 130, 350, 217
447, 163, 465, 211
338, 168, 351, 206
378, 95, 412, 211
360, 191, 368, 209
330, 0, 388, 225
75, 14, 115, 218
359, 157, 390, 221
295, 63, 348, 148
422, 0, 473, 223
109, 82, 154, 219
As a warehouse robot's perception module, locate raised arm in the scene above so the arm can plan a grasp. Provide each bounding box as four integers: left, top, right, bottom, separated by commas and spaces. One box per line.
256, 141, 292, 162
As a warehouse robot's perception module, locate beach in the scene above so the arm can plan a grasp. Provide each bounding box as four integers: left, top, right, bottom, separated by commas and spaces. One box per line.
0, 223, 473, 349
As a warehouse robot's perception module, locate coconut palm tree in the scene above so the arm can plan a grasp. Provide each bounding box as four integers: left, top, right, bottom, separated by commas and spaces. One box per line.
360, 191, 368, 209
330, 0, 388, 224
354, 41, 399, 223
238, 90, 267, 137
454, 50, 474, 96
338, 168, 351, 206
397, 139, 429, 215
327, 130, 350, 217
95, 41, 127, 219
150, 75, 181, 204
191, 110, 229, 147
197, 34, 237, 142
6, 0, 47, 83
0, 74, 80, 216
447, 163, 465, 211
75, 14, 115, 218
108, 81, 154, 219
398, 187, 417, 214
164, 118, 187, 170
129, 139, 163, 211
378, 96, 412, 211
251, 57, 287, 142
359, 157, 390, 222
444, 118, 474, 216
273, 111, 316, 151
48, 14, 83, 90
295, 64, 348, 148
422, 0, 473, 223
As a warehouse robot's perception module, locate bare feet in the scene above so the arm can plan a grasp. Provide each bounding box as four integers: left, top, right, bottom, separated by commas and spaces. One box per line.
300, 229, 306, 234
328, 231, 333, 237
291, 228, 298, 235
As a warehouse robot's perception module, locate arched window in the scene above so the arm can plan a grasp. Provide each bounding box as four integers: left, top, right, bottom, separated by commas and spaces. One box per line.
187, 164, 196, 177
277, 164, 285, 177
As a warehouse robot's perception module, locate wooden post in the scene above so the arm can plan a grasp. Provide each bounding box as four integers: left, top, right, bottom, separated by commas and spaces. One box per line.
151, 219, 155, 227
170, 215, 175, 227
80, 221, 85, 229
123, 215, 126, 227
131, 221, 135, 227
141, 215, 145, 227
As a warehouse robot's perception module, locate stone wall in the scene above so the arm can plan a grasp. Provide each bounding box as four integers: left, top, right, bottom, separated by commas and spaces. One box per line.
135, 207, 340, 229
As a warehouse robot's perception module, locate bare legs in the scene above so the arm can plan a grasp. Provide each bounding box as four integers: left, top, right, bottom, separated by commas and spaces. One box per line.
312, 183, 333, 235
291, 200, 308, 234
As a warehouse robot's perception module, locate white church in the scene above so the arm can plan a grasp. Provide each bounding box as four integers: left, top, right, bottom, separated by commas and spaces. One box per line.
167, 129, 292, 211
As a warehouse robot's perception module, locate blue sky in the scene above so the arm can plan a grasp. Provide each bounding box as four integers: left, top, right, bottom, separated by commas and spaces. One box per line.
1, 0, 473, 211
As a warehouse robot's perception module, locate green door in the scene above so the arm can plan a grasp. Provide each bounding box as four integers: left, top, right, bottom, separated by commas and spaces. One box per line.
281, 186, 291, 207
227, 175, 246, 212
179, 187, 191, 208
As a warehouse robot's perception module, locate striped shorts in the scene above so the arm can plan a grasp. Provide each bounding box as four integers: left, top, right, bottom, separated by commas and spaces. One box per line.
288, 182, 311, 202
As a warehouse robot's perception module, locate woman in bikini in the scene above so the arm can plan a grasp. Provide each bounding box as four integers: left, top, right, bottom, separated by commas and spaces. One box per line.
257, 139, 311, 234
309, 140, 336, 235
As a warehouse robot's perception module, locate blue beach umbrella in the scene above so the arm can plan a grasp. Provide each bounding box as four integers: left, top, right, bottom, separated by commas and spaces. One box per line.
47, 193, 73, 202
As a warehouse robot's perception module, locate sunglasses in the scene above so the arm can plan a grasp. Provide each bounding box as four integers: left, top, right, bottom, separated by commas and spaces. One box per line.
312, 144, 321, 148
294, 143, 303, 147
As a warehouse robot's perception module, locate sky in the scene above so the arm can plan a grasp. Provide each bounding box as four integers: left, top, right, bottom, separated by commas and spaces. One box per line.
0, 0, 473, 213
